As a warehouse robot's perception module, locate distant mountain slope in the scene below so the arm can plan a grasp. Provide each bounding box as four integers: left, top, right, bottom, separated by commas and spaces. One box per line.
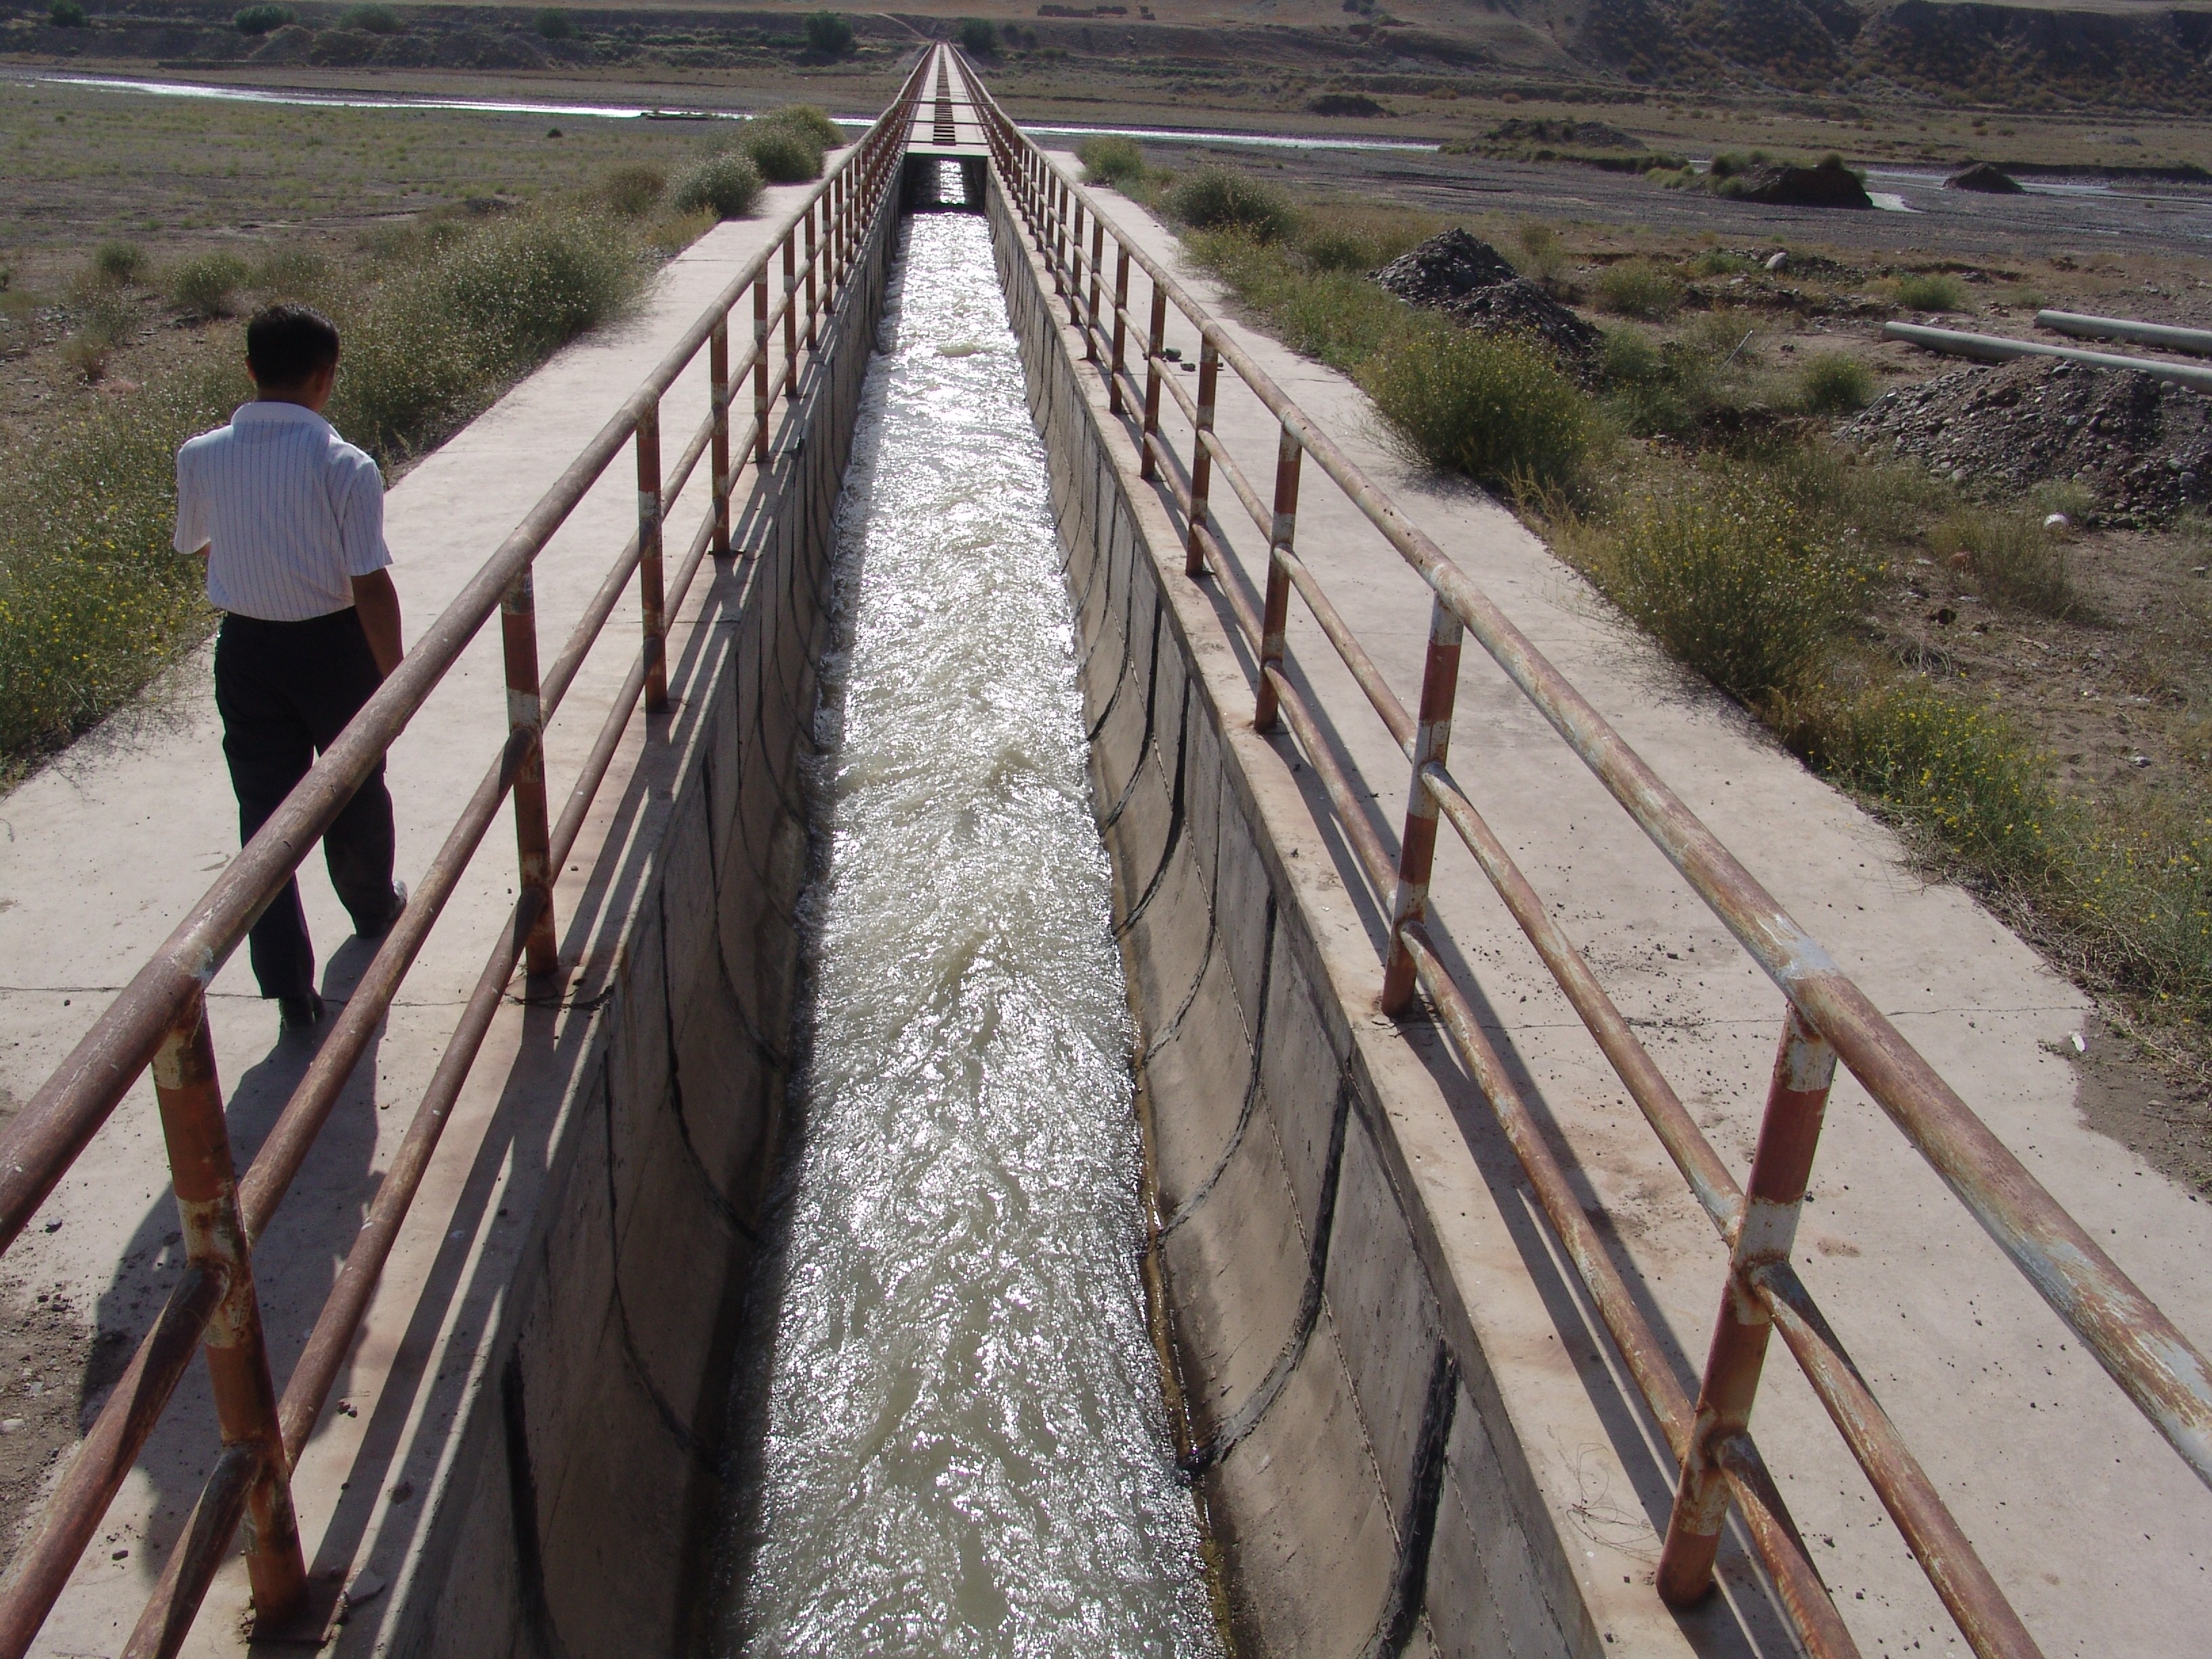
1559, 0, 2212, 107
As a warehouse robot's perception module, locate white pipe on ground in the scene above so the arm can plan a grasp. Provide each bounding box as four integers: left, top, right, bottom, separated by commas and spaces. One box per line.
2036, 309, 2212, 359
1881, 320, 2212, 395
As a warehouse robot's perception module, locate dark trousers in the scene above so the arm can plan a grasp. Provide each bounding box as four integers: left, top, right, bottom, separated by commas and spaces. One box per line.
214, 609, 396, 1002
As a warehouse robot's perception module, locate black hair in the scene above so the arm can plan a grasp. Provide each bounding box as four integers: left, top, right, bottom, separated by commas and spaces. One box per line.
245, 302, 340, 389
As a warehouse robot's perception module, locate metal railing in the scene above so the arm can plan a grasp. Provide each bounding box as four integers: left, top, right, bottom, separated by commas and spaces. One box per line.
0, 52, 930, 1659
967, 58, 2212, 1659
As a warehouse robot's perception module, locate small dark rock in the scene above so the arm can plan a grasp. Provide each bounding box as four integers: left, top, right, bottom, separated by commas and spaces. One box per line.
1945, 162, 2024, 194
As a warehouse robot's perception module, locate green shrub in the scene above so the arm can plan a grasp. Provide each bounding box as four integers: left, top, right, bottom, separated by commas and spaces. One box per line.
331, 209, 642, 459
342, 2, 400, 30
1930, 508, 2076, 615
601, 163, 667, 218
1165, 168, 1296, 241
956, 16, 997, 55
532, 6, 572, 39
91, 241, 147, 286
1360, 317, 1591, 497
737, 119, 825, 184
1569, 470, 1866, 705
1894, 271, 1969, 312
1798, 351, 1877, 413
1515, 218, 1567, 282
1078, 135, 1146, 188
760, 104, 844, 150
167, 251, 250, 319
48, 0, 85, 26
670, 152, 765, 219
1595, 258, 1682, 320
802, 9, 853, 54
232, 3, 292, 32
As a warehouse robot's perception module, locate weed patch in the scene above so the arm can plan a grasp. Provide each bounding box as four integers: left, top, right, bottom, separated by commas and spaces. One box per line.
1361, 317, 1591, 497
1930, 506, 2077, 615
1078, 136, 1147, 190
1799, 351, 1877, 413
1894, 272, 1970, 312
670, 152, 764, 220
1595, 258, 1683, 320
169, 251, 250, 320
1165, 168, 1295, 241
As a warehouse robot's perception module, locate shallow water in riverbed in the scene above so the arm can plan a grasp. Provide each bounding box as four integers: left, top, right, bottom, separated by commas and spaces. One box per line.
711, 203, 1221, 1658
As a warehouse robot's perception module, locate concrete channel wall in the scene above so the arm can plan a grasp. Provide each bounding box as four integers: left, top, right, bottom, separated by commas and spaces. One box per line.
989, 178, 1599, 1657
356, 199, 896, 1658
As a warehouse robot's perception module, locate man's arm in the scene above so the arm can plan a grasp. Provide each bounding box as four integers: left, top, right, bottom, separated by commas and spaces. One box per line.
352, 569, 403, 680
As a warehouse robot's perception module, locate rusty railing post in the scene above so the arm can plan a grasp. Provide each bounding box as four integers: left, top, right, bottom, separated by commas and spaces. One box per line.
1659, 1008, 1839, 1604
150, 996, 307, 1631
752, 270, 771, 466
782, 230, 800, 401
1379, 593, 1465, 1015
710, 318, 731, 557
1185, 337, 1220, 575
1139, 283, 1166, 483
1085, 213, 1103, 361
804, 201, 820, 351
1110, 243, 1130, 415
1254, 420, 1303, 731
1067, 197, 1087, 329
636, 401, 668, 714
501, 571, 560, 976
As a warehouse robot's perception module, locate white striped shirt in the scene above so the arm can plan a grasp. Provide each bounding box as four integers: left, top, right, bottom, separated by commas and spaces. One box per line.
173, 401, 391, 621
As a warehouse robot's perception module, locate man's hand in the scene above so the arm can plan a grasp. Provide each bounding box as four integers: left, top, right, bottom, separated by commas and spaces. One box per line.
351, 569, 404, 680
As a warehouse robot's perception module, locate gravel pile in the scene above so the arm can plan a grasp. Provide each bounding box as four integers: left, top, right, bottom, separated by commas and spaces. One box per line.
1372, 229, 1603, 375
1841, 356, 2212, 522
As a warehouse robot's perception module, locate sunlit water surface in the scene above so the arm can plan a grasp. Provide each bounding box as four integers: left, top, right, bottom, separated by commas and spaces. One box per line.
713, 206, 1221, 1659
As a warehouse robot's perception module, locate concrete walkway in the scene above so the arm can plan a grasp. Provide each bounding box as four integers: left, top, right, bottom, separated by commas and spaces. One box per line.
0, 172, 840, 1656
1061, 161, 2212, 1656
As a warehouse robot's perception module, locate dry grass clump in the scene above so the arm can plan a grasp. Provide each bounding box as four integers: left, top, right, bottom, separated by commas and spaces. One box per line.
601, 164, 667, 218
1893, 271, 1969, 312
1165, 168, 1296, 242
1077, 136, 1147, 190
168, 251, 251, 319
1561, 465, 1867, 705
1361, 318, 1592, 498
1595, 258, 1683, 320
1797, 351, 1877, 413
1929, 507, 2077, 615
670, 152, 764, 220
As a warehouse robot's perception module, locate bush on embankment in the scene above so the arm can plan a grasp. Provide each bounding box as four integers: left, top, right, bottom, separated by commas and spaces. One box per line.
0, 205, 654, 777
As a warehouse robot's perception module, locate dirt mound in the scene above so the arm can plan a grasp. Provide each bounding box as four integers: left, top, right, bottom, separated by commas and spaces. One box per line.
1309, 93, 1385, 117
1841, 357, 2212, 522
1372, 230, 1601, 374
1442, 279, 1604, 371
1372, 229, 1520, 306
1719, 161, 1872, 208
1946, 161, 2024, 193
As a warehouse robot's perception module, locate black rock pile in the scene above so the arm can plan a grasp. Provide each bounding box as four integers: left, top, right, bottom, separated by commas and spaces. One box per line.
1841, 356, 2212, 522
1371, 229, 1603, 375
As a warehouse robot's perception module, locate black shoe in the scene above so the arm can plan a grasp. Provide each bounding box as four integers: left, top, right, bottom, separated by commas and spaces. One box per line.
356, 881, 408, 941
279, 990, 325, 1033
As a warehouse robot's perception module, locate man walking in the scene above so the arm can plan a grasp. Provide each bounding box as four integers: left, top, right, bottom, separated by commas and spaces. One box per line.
176, 303, 407, 1033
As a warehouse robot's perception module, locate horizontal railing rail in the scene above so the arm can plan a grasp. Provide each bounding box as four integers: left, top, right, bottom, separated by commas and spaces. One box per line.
966, 54, 2211, 1659
0, 50, 931, 1659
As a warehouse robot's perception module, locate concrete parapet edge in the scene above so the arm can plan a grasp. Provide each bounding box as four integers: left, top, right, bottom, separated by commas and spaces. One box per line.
987, 173, 1750, 1658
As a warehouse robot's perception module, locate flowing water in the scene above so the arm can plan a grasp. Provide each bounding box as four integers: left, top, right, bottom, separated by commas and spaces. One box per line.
712, 203, 1221, 1658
